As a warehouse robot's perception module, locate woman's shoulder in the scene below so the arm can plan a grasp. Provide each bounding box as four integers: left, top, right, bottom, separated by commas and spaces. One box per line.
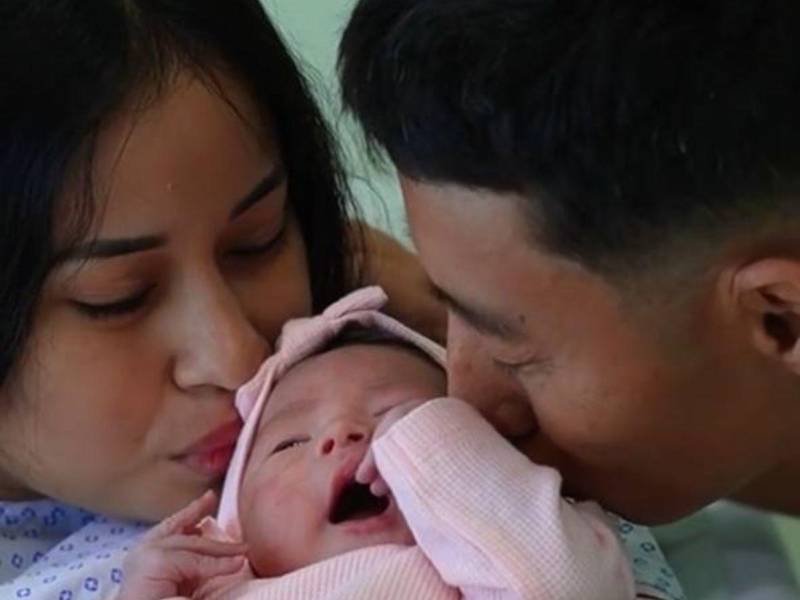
0, 498, 149, 599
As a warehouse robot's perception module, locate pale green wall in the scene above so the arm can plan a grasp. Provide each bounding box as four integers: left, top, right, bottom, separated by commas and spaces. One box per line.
776, 515, 800, 580
260, 0, 407, 241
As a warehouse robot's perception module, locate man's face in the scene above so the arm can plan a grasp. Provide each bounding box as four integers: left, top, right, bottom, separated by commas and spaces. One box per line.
238, 343, 446, 575
402, 177, 788, 523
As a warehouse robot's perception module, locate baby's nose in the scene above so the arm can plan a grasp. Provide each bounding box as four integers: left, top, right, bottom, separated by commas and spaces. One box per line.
317, 421, 369, 456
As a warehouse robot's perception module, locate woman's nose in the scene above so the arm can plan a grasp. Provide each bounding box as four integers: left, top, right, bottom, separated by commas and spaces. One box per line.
172, 274, 268, 393
316, 420, 370, 457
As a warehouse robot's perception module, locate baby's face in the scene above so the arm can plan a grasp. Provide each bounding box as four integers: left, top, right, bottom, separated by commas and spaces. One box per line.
239, 343, 446, 576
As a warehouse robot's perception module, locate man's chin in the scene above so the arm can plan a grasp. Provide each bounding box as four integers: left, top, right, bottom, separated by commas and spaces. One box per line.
587, 484, 711, 525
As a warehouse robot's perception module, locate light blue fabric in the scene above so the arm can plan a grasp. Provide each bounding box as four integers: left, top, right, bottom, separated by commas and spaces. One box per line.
616, 517, 686, 599
0, 499, 148, 599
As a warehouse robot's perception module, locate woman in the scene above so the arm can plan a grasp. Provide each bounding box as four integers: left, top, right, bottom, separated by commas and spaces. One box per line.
0, 1, 439, 597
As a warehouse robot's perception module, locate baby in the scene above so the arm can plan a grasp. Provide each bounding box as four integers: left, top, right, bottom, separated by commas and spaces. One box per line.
116, 287, 684, 600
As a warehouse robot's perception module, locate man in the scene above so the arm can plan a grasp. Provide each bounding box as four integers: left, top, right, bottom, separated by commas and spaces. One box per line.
339, 0, 800, 524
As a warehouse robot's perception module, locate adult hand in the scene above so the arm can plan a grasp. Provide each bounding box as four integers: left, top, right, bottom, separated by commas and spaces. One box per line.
116, 491, 247, 600
355, 223, 447, 344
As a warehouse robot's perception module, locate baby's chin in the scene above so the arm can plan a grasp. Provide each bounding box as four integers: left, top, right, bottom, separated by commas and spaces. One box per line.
251, 508, 416, 578
321, 525, 415, 564
315, 503, 416, 565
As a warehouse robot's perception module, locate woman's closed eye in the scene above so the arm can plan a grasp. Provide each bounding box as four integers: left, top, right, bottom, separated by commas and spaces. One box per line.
72, 285, 154, 320
227, 217, 287, 258
271, 436, 310, 455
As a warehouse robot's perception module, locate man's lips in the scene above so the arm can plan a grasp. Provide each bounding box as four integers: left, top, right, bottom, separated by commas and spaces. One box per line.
175, 419, 242, 478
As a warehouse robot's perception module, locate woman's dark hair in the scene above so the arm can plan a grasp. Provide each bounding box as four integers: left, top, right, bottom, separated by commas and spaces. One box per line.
0, 0, 359, 383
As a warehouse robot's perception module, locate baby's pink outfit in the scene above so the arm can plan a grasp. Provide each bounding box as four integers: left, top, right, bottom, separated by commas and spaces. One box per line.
189, 287, 672, 600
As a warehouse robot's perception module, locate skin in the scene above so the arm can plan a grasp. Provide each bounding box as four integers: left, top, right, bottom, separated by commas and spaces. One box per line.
401, 177, 800, 524
0, 72, 312, 522
238, 344, 446, 577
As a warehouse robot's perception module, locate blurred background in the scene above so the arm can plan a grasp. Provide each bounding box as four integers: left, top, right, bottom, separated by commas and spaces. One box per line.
260, 1, 800, 597
261, 0, 407, 242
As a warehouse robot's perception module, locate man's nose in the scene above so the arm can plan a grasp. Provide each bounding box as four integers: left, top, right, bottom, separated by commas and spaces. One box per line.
447, 313, 536, 438
316, 420, 370, 457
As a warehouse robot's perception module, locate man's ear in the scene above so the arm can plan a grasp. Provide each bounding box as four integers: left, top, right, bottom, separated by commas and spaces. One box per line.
732, 258, 800, 373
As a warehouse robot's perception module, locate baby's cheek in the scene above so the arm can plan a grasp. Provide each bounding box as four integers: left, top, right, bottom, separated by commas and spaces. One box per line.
244, 476, 294, 529
243, 477, 321, 576
246, 469, 320, 537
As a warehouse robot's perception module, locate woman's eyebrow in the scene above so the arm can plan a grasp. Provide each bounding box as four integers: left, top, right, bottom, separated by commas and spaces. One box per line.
229, 166, 287, 220
53, 168, 286, 265
55, 235, 166, 264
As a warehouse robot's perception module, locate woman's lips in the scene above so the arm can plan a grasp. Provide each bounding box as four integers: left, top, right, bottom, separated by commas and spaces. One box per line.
176, 419, 242, 479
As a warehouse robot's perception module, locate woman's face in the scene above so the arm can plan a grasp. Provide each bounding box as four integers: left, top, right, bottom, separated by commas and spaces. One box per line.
0, 72, 312, 521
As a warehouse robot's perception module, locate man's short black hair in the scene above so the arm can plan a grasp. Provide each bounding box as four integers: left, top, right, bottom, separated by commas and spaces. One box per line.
339, 0, 800, 274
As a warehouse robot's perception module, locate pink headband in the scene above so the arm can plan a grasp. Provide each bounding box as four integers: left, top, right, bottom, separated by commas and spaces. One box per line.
214, 286, 446, 541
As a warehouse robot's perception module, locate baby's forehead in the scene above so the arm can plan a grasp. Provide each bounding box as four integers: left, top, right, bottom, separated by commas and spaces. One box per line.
257, 381, 316, 433
256, 343, 440, 429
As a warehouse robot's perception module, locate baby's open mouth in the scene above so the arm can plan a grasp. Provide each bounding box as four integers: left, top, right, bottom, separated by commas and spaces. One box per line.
328, 479, 390, 524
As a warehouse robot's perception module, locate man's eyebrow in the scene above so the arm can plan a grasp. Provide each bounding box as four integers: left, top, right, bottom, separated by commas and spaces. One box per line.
229, 167, 287, 219
55, 235, 166, 264
432, 285, 525, 340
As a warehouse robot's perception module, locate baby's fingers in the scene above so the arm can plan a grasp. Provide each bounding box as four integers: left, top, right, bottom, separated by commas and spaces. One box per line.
357, 449, 390, 496
143, 490, 218, 541
157, 534, 247, 557
120, 532, 246, 600
369, 475, 389, 497
356, 448, 378, 485
166, 550, 246, 583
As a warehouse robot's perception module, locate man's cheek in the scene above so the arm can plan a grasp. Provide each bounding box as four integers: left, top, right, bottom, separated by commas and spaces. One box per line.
490, 394, 537, 438
447, 332, 530, 432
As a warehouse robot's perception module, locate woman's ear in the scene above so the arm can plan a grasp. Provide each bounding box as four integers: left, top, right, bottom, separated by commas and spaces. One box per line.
732, 258, 800, 373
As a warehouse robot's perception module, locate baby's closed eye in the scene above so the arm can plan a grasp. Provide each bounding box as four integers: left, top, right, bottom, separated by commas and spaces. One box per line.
271, 436, 310, 455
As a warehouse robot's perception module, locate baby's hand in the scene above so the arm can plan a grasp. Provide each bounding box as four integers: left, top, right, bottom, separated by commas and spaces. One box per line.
356, 399, 429, 497
116, 490, 247, 600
